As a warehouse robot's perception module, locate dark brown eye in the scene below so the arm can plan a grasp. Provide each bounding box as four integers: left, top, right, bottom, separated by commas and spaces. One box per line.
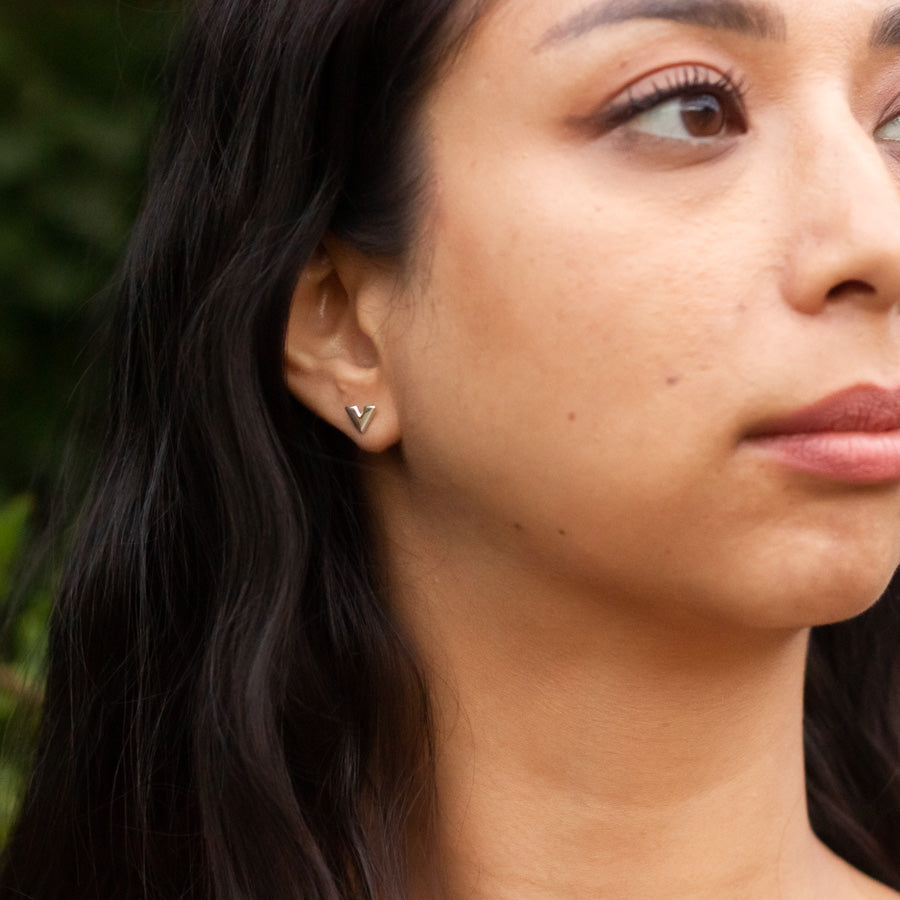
599, 66, 748, 145
680, 94, 726, 138
614, 87, 745, 143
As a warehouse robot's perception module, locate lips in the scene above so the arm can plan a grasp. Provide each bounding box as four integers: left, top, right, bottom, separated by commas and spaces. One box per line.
746, 384, 900, 483
750, 384, 900, 437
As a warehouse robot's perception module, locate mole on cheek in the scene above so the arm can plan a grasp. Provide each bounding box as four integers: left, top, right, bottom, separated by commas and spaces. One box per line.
666, 374, 683, 387
568, 412, 576, 422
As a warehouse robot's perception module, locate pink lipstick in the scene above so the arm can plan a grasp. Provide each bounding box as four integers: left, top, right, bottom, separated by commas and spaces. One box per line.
746, 384, 900, 483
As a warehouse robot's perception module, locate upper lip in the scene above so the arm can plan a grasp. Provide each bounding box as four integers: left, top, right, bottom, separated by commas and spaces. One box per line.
749, 384, 900, 437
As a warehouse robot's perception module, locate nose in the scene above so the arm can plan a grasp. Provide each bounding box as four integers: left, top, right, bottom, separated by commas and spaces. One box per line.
778, 101, 900, 316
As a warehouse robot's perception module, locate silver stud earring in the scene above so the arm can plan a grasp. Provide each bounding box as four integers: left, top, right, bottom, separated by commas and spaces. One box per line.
345, 405, 376, 434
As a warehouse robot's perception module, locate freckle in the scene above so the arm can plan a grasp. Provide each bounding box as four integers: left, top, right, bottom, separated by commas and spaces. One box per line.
558, 528, 567, 537
568, 412, 576, 422
737, 303, 747, 313
514, 522, 523, 531
666, 374, 682, 386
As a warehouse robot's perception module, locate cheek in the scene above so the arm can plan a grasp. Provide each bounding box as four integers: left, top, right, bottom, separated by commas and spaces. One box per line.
384, 146, 900, 628
406, 159, 757, 464
391, 166, 755, 541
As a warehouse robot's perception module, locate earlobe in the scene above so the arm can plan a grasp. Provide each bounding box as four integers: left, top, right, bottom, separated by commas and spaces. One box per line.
283, 242, 401, 452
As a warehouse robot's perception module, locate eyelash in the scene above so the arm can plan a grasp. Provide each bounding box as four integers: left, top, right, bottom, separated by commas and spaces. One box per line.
597, 65, 748, 134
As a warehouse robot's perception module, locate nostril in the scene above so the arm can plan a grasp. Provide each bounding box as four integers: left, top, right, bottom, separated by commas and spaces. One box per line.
826, 279, 876, 301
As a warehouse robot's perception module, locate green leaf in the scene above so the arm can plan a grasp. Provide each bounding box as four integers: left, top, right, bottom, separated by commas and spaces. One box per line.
0, 494, 33, 600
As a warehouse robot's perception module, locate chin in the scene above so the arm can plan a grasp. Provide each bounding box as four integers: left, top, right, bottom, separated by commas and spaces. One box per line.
724, 512, 900, 629
738, 556, 899, 631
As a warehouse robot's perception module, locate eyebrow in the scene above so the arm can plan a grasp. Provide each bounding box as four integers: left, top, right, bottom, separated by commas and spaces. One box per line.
535, 0, 788, 51
871, 4, 900, 47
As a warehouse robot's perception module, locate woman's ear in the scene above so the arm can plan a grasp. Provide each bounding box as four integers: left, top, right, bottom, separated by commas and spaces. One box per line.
283, 240, 401, 451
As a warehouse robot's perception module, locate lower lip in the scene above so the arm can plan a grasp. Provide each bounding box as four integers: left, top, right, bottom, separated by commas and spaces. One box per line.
748, 430, 900, 483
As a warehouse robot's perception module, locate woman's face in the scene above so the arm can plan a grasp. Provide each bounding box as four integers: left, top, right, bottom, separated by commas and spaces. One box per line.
371, 0, 900, 628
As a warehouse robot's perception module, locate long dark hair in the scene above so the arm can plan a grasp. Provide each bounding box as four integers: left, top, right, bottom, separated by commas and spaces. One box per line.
2, 1, 900, 897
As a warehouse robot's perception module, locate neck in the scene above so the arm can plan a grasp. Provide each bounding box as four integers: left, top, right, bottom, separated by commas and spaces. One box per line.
417, 604, 815, 897
369, 468, 868, 899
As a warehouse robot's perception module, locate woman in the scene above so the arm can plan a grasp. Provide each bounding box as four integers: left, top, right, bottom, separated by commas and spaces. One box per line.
3, 0, 900, 896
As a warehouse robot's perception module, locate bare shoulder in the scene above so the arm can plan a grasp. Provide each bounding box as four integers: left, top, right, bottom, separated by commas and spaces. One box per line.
843, 864, 900, 899
853, 878, 900, 899
819, 843, 900, 899
857, 878, 900, 899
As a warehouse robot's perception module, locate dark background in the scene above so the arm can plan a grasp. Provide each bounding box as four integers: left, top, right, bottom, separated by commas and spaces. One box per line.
0, 0, 187, 842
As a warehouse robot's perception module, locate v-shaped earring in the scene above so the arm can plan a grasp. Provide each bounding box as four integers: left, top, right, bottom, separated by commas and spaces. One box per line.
345, 405, 376, 434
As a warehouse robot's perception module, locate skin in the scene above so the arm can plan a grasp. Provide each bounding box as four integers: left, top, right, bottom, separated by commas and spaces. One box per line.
285, 0, 900, 896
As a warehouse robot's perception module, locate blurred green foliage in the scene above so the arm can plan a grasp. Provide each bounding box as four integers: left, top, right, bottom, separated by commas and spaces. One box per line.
0, 494, 45, 846
0, 0, 187, 845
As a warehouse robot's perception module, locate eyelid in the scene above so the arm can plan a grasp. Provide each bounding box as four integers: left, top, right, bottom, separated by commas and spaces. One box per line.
876, 98, 900, 132
587, 63, 748, 134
